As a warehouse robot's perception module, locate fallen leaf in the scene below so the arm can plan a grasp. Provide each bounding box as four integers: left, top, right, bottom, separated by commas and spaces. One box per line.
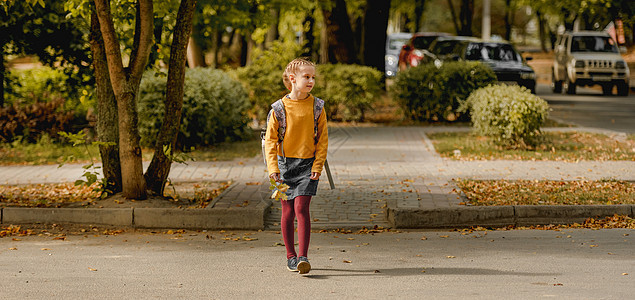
12, 238, 21, 241
440, 235, 449, 238
88, 267, 98, 272
421, 236, 427, 240
622, 273, 629, 276
53, 236, 66, 241
446, 256, 456, 259
9, 247, 17, 250
41, 248, 51, 251
343, 260, 352, 263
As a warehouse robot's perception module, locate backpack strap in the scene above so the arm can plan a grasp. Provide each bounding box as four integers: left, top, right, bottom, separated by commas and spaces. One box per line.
313, 97, 324, 143
270, 99, 286, 142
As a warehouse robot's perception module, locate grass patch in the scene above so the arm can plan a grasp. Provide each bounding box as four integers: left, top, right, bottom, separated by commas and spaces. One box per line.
429, 131, 635, 161
458, 179, 635, 206
0, 131, 262, 166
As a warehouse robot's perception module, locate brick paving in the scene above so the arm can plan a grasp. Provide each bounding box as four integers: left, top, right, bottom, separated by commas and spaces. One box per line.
1, 126, 634, 229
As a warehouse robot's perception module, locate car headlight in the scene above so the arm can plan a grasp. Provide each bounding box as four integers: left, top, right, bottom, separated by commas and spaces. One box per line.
615, 60, 627, 69
520, 72, 536, 80
385, 55, 397, 66
574, 60, 585, 68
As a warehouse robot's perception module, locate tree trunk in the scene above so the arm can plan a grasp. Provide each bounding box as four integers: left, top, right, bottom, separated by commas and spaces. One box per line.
414, 0, 425, 32
0, 49, 4, 107
447, 0, 460, 35
504, 0, 512, 41
458, 0, 473, 36
301, 9, 316, 60
94, 0, 154, 199
362, 0, 391, 72
145, 0, 196, 196
187, 36, 206, 68
536, 10, 548, 52
90, 8, 122, 194
320, 0, 357, 64
265, 8, 279, 48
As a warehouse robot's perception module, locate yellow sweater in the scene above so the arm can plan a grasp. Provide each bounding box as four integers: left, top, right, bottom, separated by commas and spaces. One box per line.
264, 94, 328, 175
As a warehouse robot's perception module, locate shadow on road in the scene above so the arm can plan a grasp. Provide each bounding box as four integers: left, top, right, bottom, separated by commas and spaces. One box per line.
303, 267, 558, 279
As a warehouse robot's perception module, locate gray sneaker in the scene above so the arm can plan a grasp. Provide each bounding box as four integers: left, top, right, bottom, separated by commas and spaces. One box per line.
287, 257, 298, 272
297, 256, 311, 274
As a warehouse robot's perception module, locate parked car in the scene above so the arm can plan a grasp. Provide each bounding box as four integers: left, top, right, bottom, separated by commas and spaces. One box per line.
430, 38, 537, 93
385, 33, 413, 77
552, 31, 629, 96
398, 32, 451, 70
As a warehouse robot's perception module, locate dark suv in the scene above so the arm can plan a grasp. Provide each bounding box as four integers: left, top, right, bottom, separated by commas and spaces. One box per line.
430, 38, 537, 93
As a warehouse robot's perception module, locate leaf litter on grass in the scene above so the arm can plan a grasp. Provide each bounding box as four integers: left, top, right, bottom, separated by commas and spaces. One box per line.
457, 179, 635, 206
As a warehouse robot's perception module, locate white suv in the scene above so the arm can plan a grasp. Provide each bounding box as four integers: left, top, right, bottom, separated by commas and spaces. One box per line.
552, 31, 629, 96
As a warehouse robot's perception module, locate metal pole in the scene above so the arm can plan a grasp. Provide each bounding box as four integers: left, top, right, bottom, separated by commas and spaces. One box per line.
482, 0, 491, 40
324, 159, 335, 190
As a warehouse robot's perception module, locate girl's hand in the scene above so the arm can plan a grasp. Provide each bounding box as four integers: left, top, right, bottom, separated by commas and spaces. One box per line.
270, 173, 282, 183
310, 172, 321, 180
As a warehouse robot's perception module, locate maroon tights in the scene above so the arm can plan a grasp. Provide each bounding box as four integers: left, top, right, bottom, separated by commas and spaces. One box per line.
280, 195, 312, 259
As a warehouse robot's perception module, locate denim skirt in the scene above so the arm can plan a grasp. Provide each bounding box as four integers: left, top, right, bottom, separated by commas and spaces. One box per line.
278, 156, 319, 200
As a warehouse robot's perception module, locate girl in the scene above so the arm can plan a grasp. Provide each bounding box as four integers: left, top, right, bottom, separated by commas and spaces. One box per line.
264, 58, 328, 275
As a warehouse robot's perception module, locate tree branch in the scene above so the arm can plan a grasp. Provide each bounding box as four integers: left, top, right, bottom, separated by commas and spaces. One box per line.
93, 0, 126, 93
129, 0, 153, 85
447, 0, 459, 35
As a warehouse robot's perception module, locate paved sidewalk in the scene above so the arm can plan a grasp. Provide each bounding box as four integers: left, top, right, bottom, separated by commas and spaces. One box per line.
1, 126, 634, 229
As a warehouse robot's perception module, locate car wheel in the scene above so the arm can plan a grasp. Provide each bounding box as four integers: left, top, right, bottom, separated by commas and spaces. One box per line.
601, 83, 613, 96
617, 82, 629, 96
551, 70, 562, 93
564, 75, 576, 95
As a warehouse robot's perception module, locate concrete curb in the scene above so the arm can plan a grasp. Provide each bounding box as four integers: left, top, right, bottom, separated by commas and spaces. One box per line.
0, 206, 267, 230
1, 208, 133, 226
387, 205, 635, 229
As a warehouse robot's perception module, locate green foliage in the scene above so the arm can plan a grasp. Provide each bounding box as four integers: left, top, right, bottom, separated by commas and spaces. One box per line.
232, 40, 302, 120
138, 68, 251, 149
312, 64, 383, 122
392, 61, 497, 122
461, 84, 550, 148
58, 131, 115, 199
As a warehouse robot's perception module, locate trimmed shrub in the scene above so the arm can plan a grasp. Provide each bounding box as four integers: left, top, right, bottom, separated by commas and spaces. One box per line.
138, 68, 251, 149
0, 98, 75, 143
313, 64, 383, 122
392, 61, 497, 122
461, 84, 549, 148
232, 41, 302, 120
5, 67, 94, 115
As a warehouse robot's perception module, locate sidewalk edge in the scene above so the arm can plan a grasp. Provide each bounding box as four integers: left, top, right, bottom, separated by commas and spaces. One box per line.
388, 205, 635, 229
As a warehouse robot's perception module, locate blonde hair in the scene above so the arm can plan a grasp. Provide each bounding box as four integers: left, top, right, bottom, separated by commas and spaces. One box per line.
282, 57, 315, 91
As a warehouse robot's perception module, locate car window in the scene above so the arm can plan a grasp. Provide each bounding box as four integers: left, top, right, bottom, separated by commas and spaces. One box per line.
571, 36, 618, 53
465, 43, 520, 62
388, 38, 410, 50
431, 40, 461, 55
412, 36, 438, 50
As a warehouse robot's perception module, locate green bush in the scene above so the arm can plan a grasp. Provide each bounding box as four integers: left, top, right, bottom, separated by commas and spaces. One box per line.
5, 67, 94, 115
138, 68, 251, 149
313, 64, 383, 122
392, 61, 497, 122
232, 41, 302, 120
461, 84, 549, 147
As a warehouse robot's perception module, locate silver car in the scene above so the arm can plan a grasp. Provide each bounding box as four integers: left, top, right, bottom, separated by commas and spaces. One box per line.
552, 31, 630, 96
385, 32, 412, 77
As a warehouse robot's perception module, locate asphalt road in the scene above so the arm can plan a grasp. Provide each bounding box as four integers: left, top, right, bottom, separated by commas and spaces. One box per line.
1, 228, 633, 299
536, 83, 635, 134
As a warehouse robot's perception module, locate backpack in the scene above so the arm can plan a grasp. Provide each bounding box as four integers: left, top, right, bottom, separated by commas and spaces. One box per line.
261, 97, 325, 165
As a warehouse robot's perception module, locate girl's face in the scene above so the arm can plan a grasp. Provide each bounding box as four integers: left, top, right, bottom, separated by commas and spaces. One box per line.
290, 65, 316, 94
